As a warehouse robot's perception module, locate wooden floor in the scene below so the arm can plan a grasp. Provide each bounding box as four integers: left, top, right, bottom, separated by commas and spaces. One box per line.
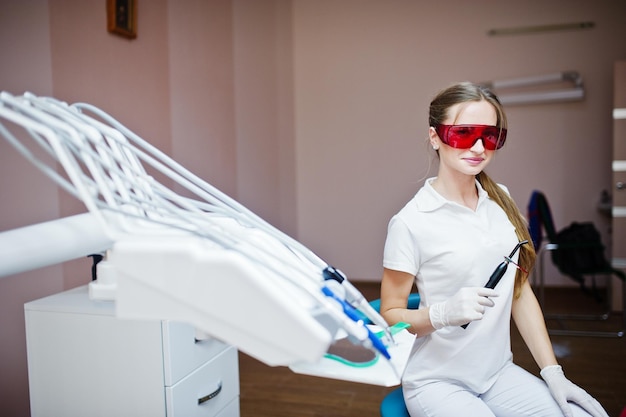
239, 283, 625, 417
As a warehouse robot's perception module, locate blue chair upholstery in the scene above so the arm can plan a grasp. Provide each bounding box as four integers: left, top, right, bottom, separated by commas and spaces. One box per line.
368, 293, 420, 317
368, 293, 420, 417
380, 386, 410, 417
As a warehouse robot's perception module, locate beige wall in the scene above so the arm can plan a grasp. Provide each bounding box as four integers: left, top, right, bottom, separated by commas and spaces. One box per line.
0, 1, 625, 415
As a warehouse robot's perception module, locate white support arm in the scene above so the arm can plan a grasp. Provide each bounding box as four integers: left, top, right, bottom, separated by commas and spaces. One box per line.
0, 212, 113, 278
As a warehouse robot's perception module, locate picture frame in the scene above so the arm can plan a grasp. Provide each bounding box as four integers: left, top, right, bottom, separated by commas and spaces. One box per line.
107, 0, 137, 39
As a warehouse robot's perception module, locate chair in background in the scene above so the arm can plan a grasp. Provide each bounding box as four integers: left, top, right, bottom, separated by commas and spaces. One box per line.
363, 293, 419, 417
527, 190, 625, 337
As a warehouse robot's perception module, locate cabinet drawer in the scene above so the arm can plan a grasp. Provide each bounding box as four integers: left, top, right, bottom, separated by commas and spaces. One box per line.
166, 346, 239, 417
162, 321, 230, 386
214, 398, 240, 417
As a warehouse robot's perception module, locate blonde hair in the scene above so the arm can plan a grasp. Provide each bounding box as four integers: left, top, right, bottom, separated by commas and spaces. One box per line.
430, 82, 535, 298
477, 172, 535, 298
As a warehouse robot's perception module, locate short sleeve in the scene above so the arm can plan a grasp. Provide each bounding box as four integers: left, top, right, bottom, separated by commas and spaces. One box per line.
383, 215, 419, 276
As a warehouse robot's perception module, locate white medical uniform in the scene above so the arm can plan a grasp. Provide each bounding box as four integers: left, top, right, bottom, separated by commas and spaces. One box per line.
383, 178, 591, 417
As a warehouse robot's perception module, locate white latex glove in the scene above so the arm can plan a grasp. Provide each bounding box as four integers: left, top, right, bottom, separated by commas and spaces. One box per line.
429, 287, 498, 329
540, 365, 609, 417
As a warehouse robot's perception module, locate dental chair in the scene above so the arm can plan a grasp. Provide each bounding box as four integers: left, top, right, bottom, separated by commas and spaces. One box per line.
365, 293, 419, 417
380, 387, 410, 417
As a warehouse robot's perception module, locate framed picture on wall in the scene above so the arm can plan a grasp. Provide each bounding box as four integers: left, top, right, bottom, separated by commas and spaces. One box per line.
107, 0, 137, 39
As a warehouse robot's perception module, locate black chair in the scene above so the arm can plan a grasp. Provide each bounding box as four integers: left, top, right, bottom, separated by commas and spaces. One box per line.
527, 190, 625, 337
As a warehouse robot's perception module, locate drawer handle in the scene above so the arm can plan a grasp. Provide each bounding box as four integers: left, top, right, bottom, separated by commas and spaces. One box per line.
198, 381, 222, 405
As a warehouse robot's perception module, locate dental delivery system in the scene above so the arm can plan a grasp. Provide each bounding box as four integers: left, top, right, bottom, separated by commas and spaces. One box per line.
462, 240, 529, 329
0, 92, 412, 384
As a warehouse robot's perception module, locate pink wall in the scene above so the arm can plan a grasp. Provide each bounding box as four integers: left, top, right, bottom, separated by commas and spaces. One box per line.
0, 2, 61, 415
233, 0, 296, 233
168, 0, 238, 199
293, 0, 626, 284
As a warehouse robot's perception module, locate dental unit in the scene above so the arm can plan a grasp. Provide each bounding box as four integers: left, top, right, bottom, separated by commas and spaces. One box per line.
0, 92, 413, 385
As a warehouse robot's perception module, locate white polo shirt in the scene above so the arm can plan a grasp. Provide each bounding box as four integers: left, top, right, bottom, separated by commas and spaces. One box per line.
383, 177, 519, 393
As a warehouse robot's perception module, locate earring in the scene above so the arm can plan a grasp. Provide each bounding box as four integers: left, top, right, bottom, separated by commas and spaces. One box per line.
432, 145, 439, 150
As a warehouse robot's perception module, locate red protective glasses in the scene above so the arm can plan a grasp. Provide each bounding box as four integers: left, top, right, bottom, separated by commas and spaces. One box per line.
434, 124, 507, 150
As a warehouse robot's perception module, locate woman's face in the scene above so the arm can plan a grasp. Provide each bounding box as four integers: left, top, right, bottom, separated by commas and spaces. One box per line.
429, 99, 498, 178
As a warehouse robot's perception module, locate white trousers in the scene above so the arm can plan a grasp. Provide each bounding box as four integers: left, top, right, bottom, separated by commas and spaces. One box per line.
403, 363, 592, 417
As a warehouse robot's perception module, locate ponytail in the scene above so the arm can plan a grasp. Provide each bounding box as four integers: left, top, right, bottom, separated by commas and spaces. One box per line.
477, 171, 536, 298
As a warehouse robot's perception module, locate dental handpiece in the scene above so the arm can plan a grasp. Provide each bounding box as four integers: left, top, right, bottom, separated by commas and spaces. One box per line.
484, 240, 529, 289
461, 240, 528, 329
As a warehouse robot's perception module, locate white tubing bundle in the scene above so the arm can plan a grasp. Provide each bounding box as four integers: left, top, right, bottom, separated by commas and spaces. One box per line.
0, 92, 394, 371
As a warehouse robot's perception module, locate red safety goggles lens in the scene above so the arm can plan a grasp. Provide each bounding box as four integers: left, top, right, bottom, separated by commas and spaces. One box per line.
434, 124, 507, 150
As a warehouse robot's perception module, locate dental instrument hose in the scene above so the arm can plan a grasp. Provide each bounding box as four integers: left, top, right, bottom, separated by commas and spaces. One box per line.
321, 284, 391, 360
323, 266, 395, 344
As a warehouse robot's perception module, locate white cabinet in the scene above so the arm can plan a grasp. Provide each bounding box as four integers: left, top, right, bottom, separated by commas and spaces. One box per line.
25, 286, 239, 417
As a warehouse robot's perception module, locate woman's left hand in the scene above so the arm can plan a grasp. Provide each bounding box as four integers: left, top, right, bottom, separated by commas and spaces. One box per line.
540, 365, 609, 417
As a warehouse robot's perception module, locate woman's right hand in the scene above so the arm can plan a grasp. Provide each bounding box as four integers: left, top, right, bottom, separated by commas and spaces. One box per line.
429, 287, 499, 329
